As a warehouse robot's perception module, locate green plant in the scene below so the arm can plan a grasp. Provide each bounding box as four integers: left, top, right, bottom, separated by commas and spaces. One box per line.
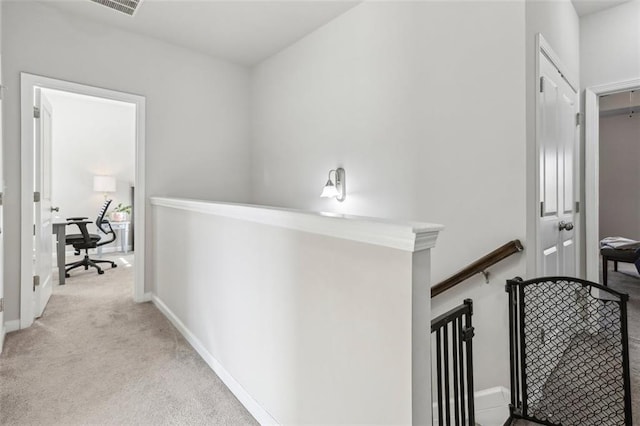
113, 203, 132, 215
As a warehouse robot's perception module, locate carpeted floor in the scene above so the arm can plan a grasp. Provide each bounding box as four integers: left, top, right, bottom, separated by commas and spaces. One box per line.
0, 253, 257, 425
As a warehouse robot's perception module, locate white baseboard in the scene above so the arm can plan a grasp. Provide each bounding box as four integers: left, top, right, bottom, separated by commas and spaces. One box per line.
3, 319, 22, 352
433, 386, 510, 426
63, 246, 133, 257
140, 292, 152, 302
475, 386, 510, 426
5, 320, 21, 333
151, 294, 279, 426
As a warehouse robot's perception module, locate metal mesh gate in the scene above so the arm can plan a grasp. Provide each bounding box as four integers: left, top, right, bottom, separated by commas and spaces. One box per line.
506, 277, 632, 426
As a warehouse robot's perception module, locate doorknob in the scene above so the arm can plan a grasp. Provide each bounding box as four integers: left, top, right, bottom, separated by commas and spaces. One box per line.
51, 206, 60, 212
559, 221, 574, 231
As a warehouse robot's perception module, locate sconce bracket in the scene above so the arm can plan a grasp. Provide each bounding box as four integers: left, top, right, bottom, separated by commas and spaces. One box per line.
335, 167, 346, 202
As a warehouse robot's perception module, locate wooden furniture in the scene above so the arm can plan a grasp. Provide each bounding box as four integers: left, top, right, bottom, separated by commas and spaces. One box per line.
600, 247, 640, 286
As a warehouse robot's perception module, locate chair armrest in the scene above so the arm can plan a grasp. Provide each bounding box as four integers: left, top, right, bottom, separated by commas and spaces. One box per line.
67, 216, 89, 221
65, 220, 93, 245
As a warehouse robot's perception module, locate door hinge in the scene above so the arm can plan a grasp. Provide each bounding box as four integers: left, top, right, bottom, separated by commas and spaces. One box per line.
576, 112, 581, 126
540, 77, 544, 93
0, 192, 3, 206
576, 201, 580, 213
33, 275, 40, 291
34, 191, 41, 203
540, 201, 544, 217
0, 298, 3, 313
33, 106, 40, 119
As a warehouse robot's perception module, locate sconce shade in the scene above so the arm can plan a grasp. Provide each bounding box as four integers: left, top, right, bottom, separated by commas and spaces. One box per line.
321, 180, 339, 198
93, 175, 116, 193
320, 168, 346, 202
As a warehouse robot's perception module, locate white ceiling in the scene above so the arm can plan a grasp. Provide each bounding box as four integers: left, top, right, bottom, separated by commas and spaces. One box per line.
42, 0, 360, 66
571, 0, 632, 16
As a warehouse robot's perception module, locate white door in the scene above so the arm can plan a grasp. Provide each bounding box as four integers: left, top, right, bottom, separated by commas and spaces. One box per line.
538, 52, 579, 276
33, 88, 54, 318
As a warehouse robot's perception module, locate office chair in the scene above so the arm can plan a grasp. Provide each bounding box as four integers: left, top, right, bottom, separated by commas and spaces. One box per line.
65, 199, 118, 277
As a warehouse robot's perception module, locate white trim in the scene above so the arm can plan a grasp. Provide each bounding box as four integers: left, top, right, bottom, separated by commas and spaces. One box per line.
20, 73, 147, 329
0, 327, 4, 353
140, 292, 152, 302
60, 246, 134, 257
151, 294, 279, 426
4, 320, 20, 333
537, 34, 578, 94
584, 78, 640, 282
150, 197, 443, 253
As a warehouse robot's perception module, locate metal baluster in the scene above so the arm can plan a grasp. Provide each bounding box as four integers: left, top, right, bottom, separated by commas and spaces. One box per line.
436, 329, 444, 426
458, 316, 466, 425
464, 300, 475, 426
444, 325, 451, 425
452, 320, 460, 426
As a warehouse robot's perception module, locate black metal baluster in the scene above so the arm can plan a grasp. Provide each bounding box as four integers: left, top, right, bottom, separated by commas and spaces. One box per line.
464, 299, 475, 426
458, 317, 466, 425
443, 325, 451, 425
436, 329, 444, 426
452, 320, 460, 426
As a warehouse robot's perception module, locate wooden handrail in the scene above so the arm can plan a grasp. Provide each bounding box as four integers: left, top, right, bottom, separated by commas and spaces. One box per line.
431, 239, 524, 298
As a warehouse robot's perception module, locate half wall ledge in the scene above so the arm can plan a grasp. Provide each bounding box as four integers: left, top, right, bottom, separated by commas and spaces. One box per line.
149, 196, 443, 252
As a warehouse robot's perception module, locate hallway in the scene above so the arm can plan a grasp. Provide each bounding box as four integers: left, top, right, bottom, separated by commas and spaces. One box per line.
0, 254, 256, 425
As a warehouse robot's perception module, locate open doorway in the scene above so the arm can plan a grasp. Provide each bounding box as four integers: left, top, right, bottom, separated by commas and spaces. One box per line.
20, 74, 146, 329
45, 88, 135, 285
585, 79, 640, 282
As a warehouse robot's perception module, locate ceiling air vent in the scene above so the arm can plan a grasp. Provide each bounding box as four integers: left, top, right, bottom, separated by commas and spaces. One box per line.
90, 0, 143, 16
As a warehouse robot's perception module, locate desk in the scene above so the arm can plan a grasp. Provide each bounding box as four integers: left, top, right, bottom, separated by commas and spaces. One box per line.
52, 220, 67, 285
97, 221, 131, 256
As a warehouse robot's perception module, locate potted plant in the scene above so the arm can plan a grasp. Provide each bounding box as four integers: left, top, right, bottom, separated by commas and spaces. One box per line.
110, 203, 132, 222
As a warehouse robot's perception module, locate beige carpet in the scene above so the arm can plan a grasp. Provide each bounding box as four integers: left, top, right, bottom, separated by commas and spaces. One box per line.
0, 253, 257, 425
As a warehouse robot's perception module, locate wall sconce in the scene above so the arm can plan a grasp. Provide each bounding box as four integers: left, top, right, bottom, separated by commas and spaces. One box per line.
320, 167, 346, 202
93, 175, 116, 199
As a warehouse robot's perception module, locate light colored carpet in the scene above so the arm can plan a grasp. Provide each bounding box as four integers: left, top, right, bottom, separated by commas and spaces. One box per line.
0, 253, 257, 425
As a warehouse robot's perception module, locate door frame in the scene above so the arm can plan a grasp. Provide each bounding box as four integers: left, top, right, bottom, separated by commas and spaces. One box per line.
20, 73, 147, 329
584, 78, 640, 282
531, 33, 580, 276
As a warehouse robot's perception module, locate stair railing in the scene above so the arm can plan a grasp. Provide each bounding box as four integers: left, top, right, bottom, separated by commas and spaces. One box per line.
431, 240, 524, 298
431, 299, 475, 426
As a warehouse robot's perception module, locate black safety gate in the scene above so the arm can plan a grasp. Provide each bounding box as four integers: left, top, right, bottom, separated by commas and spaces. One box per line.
506, 277, 632, 426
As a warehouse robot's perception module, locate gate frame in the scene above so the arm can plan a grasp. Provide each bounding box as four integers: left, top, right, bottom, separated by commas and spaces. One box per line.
505, 276, 631, 426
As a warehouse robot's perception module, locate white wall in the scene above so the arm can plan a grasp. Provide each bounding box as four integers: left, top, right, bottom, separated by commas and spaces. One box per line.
46, 89, 135, 250
251, 1, 527, 390
2, 1, 251, 321
599, 113, 640, 240
580, 0, 640, 90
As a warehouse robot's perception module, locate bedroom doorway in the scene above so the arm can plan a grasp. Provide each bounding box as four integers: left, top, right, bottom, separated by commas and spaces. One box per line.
19, 74, 147, 329
584, 79, 640, 283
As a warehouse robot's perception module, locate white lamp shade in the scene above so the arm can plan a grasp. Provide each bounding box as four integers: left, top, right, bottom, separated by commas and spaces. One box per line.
93, 175, 116, 193
321, 182, 339, 198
